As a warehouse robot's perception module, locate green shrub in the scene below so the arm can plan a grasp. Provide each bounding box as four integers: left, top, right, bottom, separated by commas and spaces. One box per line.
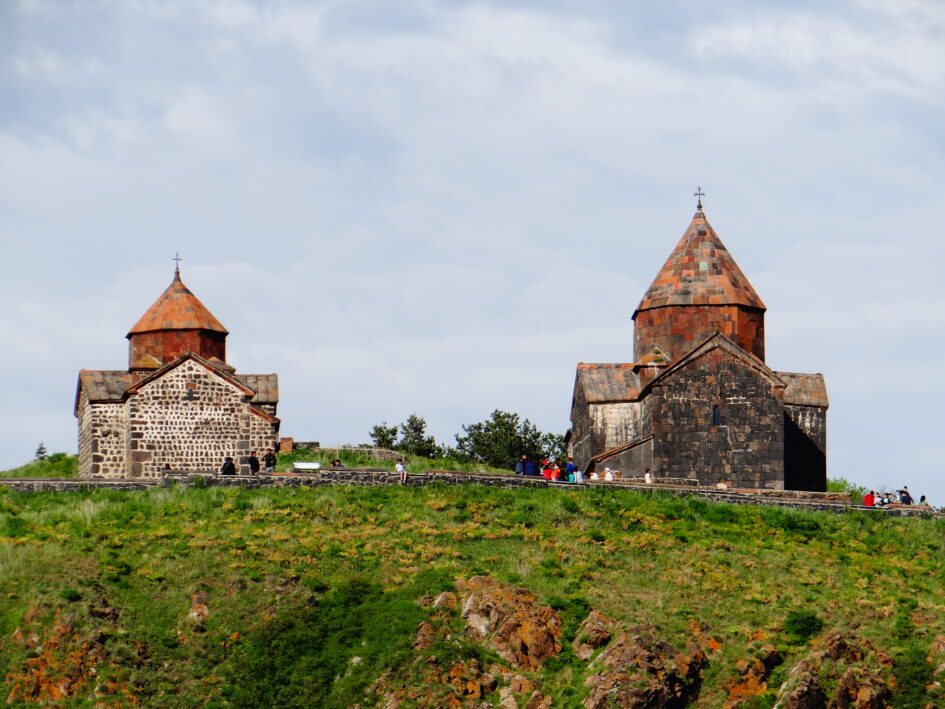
60, 588, 82, 602
783, 609, 824, 641
224, 577, 432, 708
892, 642, 932, 707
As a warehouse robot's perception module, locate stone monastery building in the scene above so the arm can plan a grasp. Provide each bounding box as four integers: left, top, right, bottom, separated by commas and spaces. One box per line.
75, 268, 279, 478
569, 201, 828, 491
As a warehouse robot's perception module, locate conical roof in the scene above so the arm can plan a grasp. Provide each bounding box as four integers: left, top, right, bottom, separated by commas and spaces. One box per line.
634, 208, 765, 315
127, 270, 228, 336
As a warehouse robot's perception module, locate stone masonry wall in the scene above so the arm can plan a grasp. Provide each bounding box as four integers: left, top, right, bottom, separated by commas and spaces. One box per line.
650, 348, 784, 489
124, 360, 277, 478
0, 471, 933, 519
570, 386, 643, 471
77, 392, 93, 478
78, 395, 127, 479
784, 405, 827, 453
634, 305, 765, 362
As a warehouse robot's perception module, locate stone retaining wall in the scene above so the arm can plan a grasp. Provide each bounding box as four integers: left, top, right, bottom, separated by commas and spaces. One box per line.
0, 471, 937, 518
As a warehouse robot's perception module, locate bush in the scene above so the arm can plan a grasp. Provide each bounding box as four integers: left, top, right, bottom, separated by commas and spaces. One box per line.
783, 609, 824, 641
60, 588, 82, 602
892, 642, 932, 707
225, 577, 431, 708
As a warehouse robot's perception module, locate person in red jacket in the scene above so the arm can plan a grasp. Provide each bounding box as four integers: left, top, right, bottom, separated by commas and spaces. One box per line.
863, 491, 875, 506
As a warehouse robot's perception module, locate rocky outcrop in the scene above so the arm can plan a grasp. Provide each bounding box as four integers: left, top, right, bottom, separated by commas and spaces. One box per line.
572, 609, 615, 660
457, 576, 562, 670
583, 625, 708, 709
724, 637, 782, 706
773, 634, 892, 709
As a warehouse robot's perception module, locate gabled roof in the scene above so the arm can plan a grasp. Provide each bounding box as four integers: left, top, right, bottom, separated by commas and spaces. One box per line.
127, 270, 228, 336
574, 363, 640, 404
77, 370, 132, 404
123, 352, 254, 397
776, 372, 829, 408
75, 356, 279, 418
644, 330, 784, 395
634, 209, 765, 315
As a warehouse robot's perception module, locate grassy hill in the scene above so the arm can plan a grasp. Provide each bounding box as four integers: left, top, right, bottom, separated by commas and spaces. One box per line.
0, 481, 942, 707
0, 452, 77, 479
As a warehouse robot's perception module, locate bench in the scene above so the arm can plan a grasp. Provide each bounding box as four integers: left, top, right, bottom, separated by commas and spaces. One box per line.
292, 462, 322, 471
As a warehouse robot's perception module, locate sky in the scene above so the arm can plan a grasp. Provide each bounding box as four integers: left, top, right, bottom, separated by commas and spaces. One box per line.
1, 0, 943, 498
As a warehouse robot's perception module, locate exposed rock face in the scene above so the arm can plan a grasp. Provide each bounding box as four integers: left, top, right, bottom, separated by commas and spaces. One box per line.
457, 576, 562, 670
583, 626, 708, 709
573, 609, 615, 660
724, 641, 782, 706
773, 634, 892, 709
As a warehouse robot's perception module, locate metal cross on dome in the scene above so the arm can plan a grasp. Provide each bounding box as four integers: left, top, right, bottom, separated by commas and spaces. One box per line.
694, 186, 705, 209
173, 253, 182, 274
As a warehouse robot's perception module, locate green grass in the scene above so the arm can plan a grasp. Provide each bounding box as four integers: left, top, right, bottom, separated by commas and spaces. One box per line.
0, 484, 942, 707
0, 452, 77, 478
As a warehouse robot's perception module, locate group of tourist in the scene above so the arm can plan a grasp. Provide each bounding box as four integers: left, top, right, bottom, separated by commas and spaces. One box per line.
219, 449, 277, 475
514, 455, 581, 482
862, 487, 929, 508
512, 455, 653, 484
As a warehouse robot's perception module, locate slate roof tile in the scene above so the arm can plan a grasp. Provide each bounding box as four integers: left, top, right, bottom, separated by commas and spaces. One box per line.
634, 209, 765, 314
127, 270, 228, 335
575, 363, 640, 403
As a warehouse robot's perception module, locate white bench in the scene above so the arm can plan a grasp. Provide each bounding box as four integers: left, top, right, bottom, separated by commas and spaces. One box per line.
292, 462, 322, 471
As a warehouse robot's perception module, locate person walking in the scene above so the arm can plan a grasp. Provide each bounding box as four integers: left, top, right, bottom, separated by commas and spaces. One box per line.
248, 451, 260, 475
263, 448, 277, 473
396, 458, 408, 486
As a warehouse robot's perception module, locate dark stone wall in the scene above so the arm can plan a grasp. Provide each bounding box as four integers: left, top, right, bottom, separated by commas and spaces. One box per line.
594, 437, 653, 477
649, 348, 784, 489
784, 413, 827, 492
633, 305, 765, 362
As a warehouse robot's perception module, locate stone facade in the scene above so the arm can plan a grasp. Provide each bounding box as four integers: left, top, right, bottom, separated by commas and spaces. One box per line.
648, 344, 785, 488
569, 205, 828, 491
75, 269, 279, 478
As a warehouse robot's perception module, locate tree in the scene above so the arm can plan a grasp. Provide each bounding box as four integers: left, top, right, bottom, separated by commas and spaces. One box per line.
454, 410, 562, 470
34, 442, 47, 461
368, 422, 399, 450
397, 414, 441, 459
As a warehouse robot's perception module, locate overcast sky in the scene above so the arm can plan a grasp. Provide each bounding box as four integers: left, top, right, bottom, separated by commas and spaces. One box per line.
2, 0, 943, 498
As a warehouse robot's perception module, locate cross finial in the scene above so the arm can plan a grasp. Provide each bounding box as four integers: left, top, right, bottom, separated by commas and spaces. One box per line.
693, 186, 705, 210
173, 253, 182, 274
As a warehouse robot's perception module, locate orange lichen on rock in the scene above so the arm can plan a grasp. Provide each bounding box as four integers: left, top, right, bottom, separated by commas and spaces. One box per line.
457, 575, 562, 670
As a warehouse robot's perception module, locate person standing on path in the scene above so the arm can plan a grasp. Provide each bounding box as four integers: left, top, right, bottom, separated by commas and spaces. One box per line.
263, 448, 277, 473
248, 451, 260, 475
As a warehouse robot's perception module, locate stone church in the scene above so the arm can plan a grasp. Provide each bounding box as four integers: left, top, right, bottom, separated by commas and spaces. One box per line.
568, 200, 828, 491
75, 267, 279, 478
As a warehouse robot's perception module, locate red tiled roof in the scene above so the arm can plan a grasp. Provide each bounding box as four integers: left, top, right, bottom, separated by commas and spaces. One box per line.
776, 372, 829, 408
127, 270, 228, 336
634, 209, 765, 315
575, 363, 640, 403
